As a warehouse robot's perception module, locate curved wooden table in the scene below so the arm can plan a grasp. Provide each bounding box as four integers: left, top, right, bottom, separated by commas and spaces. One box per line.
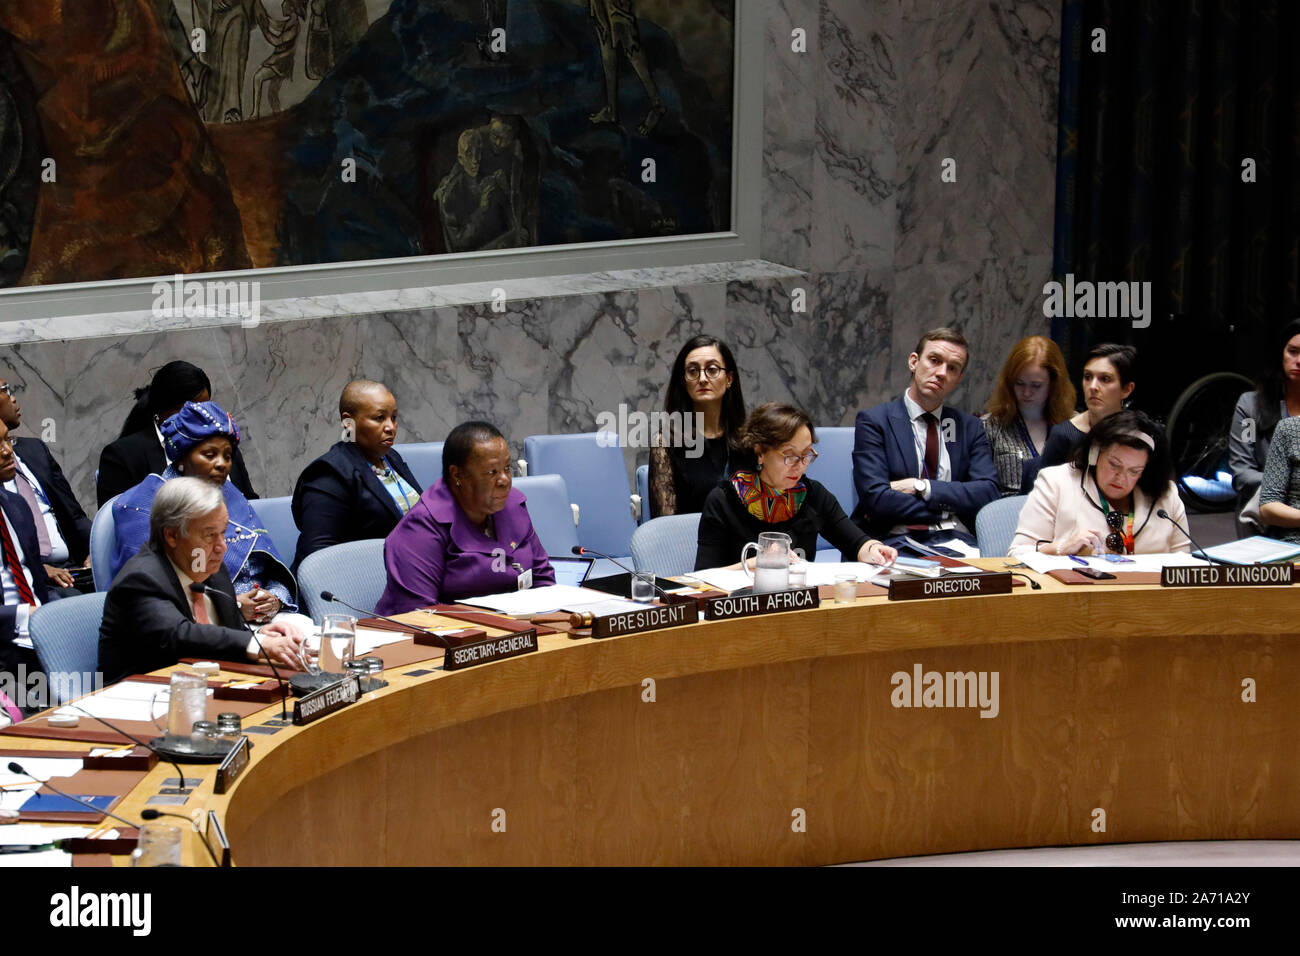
197, 566, 1300, 866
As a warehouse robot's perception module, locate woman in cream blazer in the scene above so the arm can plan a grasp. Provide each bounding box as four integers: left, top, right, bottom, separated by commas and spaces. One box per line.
1009, 410, 1189, 557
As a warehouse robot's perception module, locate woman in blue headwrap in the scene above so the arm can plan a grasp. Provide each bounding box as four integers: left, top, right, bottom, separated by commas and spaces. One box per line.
110, 401, 297, 621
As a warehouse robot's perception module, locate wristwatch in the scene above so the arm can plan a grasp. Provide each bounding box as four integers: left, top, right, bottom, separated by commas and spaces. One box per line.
914, 479, 930, 498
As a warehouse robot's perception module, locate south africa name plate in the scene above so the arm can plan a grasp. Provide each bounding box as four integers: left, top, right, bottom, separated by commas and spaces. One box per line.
703, 586, 821, 621
592, 601, 694, 638
888, 572, 1013, 601
1161, 564, 1295, 587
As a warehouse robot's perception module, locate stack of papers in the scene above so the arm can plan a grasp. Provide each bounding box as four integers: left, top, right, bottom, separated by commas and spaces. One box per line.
1196, 536, 1300, 565
73, 680, 210, 723
458, 585, 653, 615
1018, 552, 1208, 575
692, 562, 890, 593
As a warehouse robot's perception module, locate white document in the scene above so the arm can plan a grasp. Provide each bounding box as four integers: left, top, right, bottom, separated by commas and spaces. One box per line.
352, 626, 412, 655
458, 584, 625, 615
1020, 551, 1208, 575
0, 757, 84, 787
0, 848, 72, 867
0, 825, 119, 846
572, 598, 657, 616
0, 785, 38, 812
1198, 536, 1300, 565
74, 680, 211, 722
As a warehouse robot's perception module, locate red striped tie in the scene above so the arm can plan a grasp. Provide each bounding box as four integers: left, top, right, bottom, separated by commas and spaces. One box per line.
0, 512, 37, 606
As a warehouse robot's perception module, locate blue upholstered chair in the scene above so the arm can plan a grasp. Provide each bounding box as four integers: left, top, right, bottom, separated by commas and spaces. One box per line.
975, 495, 1029, 558
251, 495, 299, 567
804, 426, 858, 558
512, 474, 580, 558
630, 514, 700, 577
296, 539, 388, 624
89, 496, 119, 592
29, 592, 108, 705
391, 441, 444, 491
520, 432, 637, 560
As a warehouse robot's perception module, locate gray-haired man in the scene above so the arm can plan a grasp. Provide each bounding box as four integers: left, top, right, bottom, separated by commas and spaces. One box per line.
98, 477, 304, 685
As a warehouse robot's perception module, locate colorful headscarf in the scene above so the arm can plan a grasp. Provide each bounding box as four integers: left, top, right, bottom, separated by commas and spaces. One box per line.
731, 470, 806, 523
160, 400, 241, 462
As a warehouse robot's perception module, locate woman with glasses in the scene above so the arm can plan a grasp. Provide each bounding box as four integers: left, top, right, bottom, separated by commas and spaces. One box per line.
648, 335, 751, 517
376, 421, 555, 615
695, 403, 897, 570
982, 336, 1076, 496
1008, 409, 1188, 557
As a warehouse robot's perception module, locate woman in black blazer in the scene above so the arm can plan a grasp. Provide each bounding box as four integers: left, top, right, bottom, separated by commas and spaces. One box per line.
290, 381, 422, 572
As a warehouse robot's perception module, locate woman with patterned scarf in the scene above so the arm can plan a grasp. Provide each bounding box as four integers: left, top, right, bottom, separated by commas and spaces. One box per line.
694, 403, 897, 571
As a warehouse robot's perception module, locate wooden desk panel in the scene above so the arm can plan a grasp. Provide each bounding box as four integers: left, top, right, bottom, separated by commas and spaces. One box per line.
12, 568, 1298, 866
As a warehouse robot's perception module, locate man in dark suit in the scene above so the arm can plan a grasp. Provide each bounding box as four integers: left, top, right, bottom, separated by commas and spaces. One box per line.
99, 476, 304, 685
290, 380, 422, 573
0, 376, 92, 589
852, 327, 999, 554
0, 420, 54, 701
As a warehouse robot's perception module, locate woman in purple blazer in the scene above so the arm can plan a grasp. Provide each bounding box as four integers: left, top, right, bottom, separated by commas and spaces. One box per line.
375, 422, 555, 615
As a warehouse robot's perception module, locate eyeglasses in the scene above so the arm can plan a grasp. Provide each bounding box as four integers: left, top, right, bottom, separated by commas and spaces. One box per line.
1104, 510, 1130, 554
684, 365, 728, 382
0, 384, 21, 398
777, 450, 818, 468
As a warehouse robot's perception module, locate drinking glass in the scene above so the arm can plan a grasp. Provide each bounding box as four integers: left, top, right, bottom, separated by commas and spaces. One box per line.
320, 614, 357, 673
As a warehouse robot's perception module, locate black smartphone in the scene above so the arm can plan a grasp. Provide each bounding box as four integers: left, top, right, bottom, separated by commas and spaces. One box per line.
1075, 567, 1116, 580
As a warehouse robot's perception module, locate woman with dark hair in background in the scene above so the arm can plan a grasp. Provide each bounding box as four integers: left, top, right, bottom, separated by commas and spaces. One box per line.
376, 421, 555, 614
1009, 409, 1188, 557
649, 334, 751, 517
1229, 318, 1300, 534
982, 335, 1077, 496
96, 360, 258, 505
1031, 343, 1138, 482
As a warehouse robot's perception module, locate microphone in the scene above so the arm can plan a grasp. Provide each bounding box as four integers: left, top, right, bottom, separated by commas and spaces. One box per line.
570, 546, 672, 600
64, 704, 193, 795
1156, 509, 1234, 566
190, 581, 290, 721
319, 590, 454, 649
141, 808, 220, 867
5, 761, 141, 830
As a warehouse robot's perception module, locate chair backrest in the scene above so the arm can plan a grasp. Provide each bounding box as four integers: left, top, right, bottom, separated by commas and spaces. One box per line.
630, 514, 700, 577
975, 495, 1029, 557
512, 474, 580, 558
296, 539, 388, 624
252, 495, 298, 564
391, 442, 444, 491
29, 592, 108, 705
522, 432, 636, 557
89, 496, 119, 592
804, 426, 858, 552
635, 464, 649, 524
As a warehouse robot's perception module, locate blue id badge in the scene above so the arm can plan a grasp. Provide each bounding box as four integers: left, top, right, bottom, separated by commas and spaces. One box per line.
1097, 553, 1135, 564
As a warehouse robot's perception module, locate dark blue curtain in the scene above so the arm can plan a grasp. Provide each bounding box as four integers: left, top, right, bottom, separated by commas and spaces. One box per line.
1052, 0, 1299, 415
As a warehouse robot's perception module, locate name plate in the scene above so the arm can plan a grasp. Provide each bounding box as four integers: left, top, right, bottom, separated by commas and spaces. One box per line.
703, 586, 821, 621
444, 629, 539, 671
888, 572, 1013, 601
214, 736, 250, 794
1161, 563, 1296, 588
592, 601, 694, 638
292, 676, 360, 725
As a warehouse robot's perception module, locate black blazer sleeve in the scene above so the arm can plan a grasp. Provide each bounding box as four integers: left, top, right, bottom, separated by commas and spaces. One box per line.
96, 438, 140, 507
809, 483, 870, 560
694, 485, 737, 571
98, 556, 249, 684
292, 466, 354, 572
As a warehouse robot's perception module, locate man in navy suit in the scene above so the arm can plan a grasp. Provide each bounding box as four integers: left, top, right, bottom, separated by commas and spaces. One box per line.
0, 418, 54, 714
852, 328, 999, 554
0, 376, 92, 590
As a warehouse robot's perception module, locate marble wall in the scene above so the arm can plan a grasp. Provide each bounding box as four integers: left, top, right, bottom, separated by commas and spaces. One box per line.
1, 0, 1062, 506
